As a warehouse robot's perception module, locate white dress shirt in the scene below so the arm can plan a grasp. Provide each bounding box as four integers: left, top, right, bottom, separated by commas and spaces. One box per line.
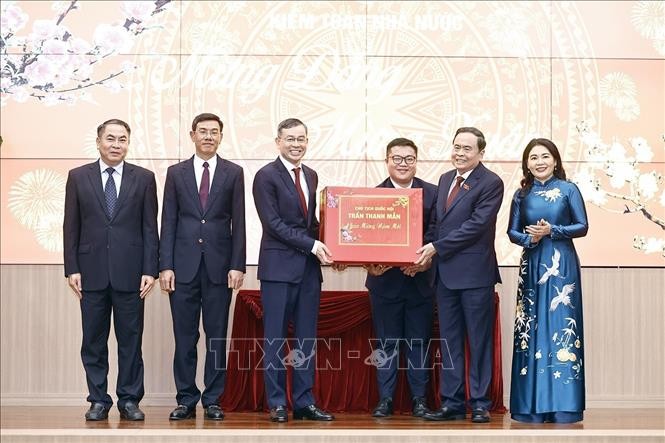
99, 159, 123, 197
447, 169, 474, 197
194, 154, 217, 191
279, 155, 310, 208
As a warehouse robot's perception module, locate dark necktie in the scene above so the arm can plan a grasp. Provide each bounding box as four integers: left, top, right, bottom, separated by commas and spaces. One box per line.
104, 167, 117, 217
292, 167, 308, 218
446, 176, 465, 209
199, 161, 210, 210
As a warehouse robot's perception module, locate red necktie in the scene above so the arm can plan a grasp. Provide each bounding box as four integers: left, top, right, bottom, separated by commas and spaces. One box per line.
446, 176, 465, 209
199, 161, 210, 210
292, 167, 308, 218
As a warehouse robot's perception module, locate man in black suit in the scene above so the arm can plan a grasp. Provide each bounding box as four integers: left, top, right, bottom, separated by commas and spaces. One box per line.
364, 138, 437, 418
159, 113, 246, 421
63, 118, 159, 421
252, 118, 334, 423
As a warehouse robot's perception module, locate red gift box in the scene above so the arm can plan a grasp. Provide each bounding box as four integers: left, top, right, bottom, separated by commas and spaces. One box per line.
320, 187, 423, 266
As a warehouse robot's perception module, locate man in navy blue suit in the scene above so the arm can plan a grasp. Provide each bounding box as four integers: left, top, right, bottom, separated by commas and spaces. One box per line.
416, 127, 503, 423
252, 118, 335, 423
64, 118, 159, 421
362, 138, 437, 418
159, 113, 246, 421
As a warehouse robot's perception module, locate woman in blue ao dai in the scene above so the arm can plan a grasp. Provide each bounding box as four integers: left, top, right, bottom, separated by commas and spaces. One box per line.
507, 138, 589, 423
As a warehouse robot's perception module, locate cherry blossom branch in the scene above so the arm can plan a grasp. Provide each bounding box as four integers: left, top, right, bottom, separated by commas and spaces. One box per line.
30, 69, 126, 98
604, 190, 665, 229
55, 1, 78, 26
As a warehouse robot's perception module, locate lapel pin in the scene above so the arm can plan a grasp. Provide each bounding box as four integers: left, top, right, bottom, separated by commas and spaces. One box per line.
462, 183, 470, 190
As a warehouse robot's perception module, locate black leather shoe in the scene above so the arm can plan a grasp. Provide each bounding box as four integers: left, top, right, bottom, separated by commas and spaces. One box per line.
269, 405, 288, 423
411, 397, 428, 417
372, 397, 393, 418
85, 402, 110, 421
204, 405, 224, 421
293, 404, 334, 421
169, 405, 196, 420
422, 406, 466, 421
471, 408, 490, 423
119, 401, 145, 421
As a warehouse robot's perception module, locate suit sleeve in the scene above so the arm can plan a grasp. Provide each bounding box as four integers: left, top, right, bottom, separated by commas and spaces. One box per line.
230, 167, 247, 272
252, 169, 316, 253
159, 168, 178, 271
142, 172, 159, 277
63, 170, 80, 277
424, 199, 437, 244
507, 189, 535, 248
433, 175, 504, 259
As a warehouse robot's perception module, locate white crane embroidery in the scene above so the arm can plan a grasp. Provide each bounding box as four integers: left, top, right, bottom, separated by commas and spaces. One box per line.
550, 283, 576, 312
538, 248, 562, 285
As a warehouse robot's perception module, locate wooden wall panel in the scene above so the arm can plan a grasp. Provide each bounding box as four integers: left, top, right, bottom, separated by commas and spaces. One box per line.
1, 265, 663, 407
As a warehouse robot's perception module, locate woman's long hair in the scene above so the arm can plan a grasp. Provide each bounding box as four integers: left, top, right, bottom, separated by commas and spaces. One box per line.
519, 138, 567, 196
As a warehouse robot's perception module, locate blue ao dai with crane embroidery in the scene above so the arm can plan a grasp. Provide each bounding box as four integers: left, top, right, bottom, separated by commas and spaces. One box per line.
507, 177, 588, 422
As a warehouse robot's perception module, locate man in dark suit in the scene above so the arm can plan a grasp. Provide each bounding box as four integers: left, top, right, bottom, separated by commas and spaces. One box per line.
63, 118, 158, 421
159, 113, 246, 421
252, 118, 334, 423
416, 127, 503, 423
361, 138, 437, 418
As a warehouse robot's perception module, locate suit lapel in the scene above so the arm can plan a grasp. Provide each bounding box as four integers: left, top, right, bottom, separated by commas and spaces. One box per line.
86, 161, 107, 217
275, 158, 298, 198
275, 158, 312, 225
378, 177, 393, 189
443, 164, 485, 215
302, 165, 316, 226
181, 157, 202, 214
438, 171, 455, 220
204, 154, 229, 215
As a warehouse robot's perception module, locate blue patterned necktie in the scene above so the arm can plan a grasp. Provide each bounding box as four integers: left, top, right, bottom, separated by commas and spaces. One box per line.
104, 167, 117, 217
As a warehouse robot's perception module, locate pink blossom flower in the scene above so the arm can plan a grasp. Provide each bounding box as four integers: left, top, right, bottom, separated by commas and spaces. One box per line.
42, 94, 61, 106
93, 24, 132, 53
122, 1, 154, 21
24, 59, 58, 86
69, 37, 92, 54
73, 62, 94, 80
106, 80, 123, 93
630, 137, 654, 162
1, 4, 29, 33
30, 19, 62, 40
637, 172, 659, 200
41, 38, 68, 54
12, 86, 30, 103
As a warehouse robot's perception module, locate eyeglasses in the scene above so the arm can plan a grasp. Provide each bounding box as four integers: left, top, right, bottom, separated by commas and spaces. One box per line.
280, 137, 308, 145
389, 155, 416, 165
196, 129, 220, 138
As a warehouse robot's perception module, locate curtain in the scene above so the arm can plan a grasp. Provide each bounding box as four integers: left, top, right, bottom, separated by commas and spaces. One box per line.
220, 290, 505, 413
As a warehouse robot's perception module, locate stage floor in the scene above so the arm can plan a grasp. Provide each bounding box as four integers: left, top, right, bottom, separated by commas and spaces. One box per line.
1, 407, 663, 443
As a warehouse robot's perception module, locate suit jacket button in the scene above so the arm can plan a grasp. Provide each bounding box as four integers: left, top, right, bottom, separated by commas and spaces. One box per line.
201, 219, 206, 224
198, 238, 203, 244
